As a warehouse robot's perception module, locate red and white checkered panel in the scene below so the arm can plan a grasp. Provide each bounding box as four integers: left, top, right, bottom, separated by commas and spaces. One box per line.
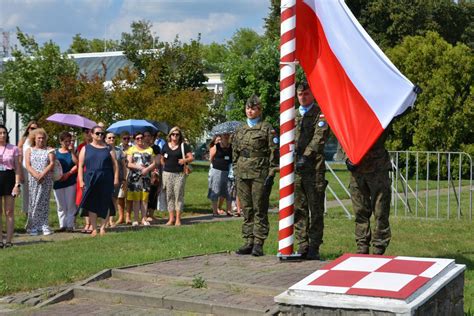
290, 254, 454, 300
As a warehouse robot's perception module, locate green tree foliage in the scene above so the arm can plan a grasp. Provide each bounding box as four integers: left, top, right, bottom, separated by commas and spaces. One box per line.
386, 32, 473, 154
201, 42, 228, 72
346, 0, 474, 50
67, 34, 120, 53
0, 29, 78, 124
264, 0, 281, 41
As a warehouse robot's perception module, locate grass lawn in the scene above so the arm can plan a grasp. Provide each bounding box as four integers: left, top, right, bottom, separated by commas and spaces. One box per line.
2, 167, 473, 312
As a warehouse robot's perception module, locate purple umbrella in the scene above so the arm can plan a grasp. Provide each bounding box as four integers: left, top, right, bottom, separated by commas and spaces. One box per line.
46, 113, 97, 129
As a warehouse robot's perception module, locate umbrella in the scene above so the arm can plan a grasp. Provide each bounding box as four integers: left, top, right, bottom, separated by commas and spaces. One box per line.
107, 119, 157, 135
211, 121, 242, 136
46, 113, 97, 129
145, 120, 170, 134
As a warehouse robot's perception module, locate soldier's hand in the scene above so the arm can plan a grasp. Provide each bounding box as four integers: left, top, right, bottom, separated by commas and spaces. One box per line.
345, 158, 358, 172
264, 175, 274, 187
295, 156, 307, 172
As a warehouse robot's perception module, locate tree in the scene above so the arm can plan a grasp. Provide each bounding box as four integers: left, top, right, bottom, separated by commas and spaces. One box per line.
201, 42, 229, 72
386, 31, 473, 154
67, 33, 90, 53
67, 34, 120, 53
0, 29, 78, 124
264, 0, 281, 41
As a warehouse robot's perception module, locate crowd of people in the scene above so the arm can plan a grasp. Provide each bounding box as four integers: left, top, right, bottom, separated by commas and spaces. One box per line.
0, 82, 392, 258
0, 121, 196, 245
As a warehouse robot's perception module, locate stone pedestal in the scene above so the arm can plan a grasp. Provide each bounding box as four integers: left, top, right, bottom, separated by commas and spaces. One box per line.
274, 254, 465, 316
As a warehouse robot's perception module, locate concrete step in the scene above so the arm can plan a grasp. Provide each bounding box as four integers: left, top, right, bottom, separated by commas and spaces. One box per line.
77, 270, 279, 315
13, 298, 208, 315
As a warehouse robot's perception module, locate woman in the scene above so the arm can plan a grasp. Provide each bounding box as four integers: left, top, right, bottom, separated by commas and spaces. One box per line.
78, 126, 119, 237
105, 132, 126, 227
126, 132, 156, 226
0, 125, 21, 247
233, 95, 278, 256
208, 133, 233, 216
18, 121, 39, 215
53, 131, 78, 232
25, 128, 55, 236
116, 132, 131, 225
160, 127, 193, 226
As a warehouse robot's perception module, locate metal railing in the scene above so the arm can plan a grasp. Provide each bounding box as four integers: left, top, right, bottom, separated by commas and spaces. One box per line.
324, 151, 473, 221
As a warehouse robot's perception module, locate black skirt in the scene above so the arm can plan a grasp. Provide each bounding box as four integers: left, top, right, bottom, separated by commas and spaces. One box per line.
0, 169, 15, 196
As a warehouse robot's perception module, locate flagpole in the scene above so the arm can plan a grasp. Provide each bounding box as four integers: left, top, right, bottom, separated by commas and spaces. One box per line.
278, 0, 298, 259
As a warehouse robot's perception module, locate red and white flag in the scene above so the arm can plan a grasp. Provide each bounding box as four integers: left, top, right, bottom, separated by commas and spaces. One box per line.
295, 0, 418, 164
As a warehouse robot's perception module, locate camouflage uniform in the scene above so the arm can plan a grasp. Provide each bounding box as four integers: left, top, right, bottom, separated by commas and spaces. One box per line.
348, 130, 392, 255
294, 104, 330, 254
233, 121, 278, 246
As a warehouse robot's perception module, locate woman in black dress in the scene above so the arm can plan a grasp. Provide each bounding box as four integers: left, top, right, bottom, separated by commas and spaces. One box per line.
78, 126, 119, 237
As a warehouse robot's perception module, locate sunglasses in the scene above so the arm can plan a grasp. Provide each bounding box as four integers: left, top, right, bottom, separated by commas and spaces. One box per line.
107, 136, 115, 139
135, 137, 143, 140
122, 137, 130, 140
95, 132, 105, 136
29, 127, 37, 131
171, 133, 180, 136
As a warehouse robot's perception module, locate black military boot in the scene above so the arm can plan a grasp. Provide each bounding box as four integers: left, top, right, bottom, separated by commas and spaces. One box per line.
372, 246, 385, 255
236, 243, 254, 255
297, 246, 308, 259
251, 243, 264, 257
356, 246, 370, 254
306, 247, 320, 260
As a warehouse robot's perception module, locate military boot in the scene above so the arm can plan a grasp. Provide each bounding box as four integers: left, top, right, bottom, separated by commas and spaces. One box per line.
297, 246, 308, 259
356, 246, 370, 254
251, 244, 264, 257
372, 246, 385, 255
236, 243, 254, 255
306, 247, 320, 260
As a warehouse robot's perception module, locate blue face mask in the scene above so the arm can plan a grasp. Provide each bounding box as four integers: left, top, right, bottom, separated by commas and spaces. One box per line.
246, 117, 261, 127
298, 103, 314, 116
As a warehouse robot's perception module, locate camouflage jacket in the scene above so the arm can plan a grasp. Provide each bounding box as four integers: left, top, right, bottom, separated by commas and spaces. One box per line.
232, 121, 278, 179
351, 129, 392, 174
295, 104, 330, 173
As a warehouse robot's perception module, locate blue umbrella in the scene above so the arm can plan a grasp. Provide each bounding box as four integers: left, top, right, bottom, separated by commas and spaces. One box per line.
107, 119, 157, 135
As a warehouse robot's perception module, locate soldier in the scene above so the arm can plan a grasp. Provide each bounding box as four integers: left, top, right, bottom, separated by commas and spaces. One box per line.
233, 95, 278, 257
294, 82, 329, 260
346, 129, 392, 255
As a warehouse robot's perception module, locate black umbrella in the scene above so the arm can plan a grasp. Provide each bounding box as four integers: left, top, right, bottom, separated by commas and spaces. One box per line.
211, 121, 242, 136
145, 120, 170, 134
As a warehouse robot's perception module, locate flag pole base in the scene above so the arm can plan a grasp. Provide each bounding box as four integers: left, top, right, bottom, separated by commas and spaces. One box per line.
277, 253, 303, 262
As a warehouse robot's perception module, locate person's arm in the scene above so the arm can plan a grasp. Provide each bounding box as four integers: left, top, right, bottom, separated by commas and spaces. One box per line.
78, 147, 85, 188
25, 148, 40, 180
209, 145, 217, 162
178, 144, 194, 165
12, 148, 22, 197
110, 148, 119, 186
40, 152, 55, 181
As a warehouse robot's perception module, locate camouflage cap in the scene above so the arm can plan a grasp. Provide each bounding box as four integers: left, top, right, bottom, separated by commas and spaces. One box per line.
296, 81, 310, 91
246, 94, 261, 108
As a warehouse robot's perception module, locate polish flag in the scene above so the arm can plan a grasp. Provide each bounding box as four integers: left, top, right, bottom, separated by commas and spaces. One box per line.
295, 0, 418, 164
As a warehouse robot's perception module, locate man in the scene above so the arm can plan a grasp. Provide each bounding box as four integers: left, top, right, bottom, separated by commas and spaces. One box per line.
346, 130, 392, 255
233, 95, 278, 256
294, 82, 329, 260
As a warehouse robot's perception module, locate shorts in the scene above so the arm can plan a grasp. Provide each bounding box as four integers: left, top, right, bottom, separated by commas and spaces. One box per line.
0, 170, 15, 196
127, 190, 149, 202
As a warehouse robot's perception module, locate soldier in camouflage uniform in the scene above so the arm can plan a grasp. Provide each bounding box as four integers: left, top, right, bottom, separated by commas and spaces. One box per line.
346, 129, 392, 255
294, 82, 330, 260
233, 95, 278, 257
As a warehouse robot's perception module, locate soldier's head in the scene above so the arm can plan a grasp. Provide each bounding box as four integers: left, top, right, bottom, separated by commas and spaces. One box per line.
245, 94, 262, 119
297, 81, 315, 107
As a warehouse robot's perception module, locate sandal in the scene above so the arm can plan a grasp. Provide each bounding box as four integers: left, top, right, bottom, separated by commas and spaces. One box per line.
4, 242, 12, 248
0, 242, 3, 249
233, 212, 241, 217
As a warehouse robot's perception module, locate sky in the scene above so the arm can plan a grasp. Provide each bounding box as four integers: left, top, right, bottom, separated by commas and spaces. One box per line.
0, 0, 270, 53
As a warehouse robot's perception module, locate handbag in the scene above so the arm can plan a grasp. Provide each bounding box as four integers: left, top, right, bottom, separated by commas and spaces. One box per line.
181, 142, 192, 175
52, 156, 63, 181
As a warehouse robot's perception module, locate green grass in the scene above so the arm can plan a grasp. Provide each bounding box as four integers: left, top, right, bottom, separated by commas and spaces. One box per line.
1, 168, 473, 312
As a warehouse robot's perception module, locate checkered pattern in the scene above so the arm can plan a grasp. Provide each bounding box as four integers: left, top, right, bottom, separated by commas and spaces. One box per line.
290, 254, 454, 300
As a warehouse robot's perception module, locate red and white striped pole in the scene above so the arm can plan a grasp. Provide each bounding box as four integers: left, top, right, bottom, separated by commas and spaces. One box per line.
278, 0, 297, 257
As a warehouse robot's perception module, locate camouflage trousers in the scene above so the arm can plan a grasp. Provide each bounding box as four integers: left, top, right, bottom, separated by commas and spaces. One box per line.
294, 172, 327, 250
349, 170, 391, 252
236, 177, 270, 245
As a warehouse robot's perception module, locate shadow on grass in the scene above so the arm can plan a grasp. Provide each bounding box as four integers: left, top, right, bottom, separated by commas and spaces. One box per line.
444, 253, 474, 270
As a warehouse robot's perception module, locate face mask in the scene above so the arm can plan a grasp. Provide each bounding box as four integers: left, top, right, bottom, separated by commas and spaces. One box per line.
246, 117, 261, 127
298, 103, 314, 116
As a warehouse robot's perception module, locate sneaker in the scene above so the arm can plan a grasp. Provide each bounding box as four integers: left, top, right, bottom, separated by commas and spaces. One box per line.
251, 244, 264, 257
236, 243, 254, 255
43, 228, 53, 236
132, 221, 139, 227
143, 221, 150, 226
30, 230, 39, 236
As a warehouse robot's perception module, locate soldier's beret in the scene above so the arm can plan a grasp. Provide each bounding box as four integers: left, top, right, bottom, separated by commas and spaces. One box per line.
297, 81, 310, 91
246, 95, 261, 108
